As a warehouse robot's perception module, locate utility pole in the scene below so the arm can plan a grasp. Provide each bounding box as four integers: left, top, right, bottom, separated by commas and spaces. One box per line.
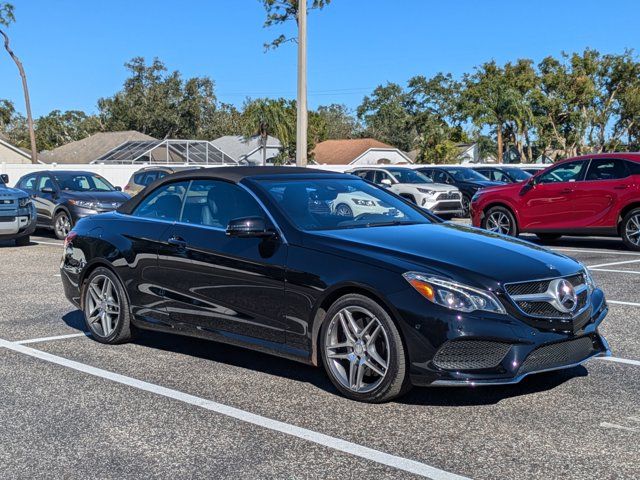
0, 30, 37, 164
296, 0, 308, 167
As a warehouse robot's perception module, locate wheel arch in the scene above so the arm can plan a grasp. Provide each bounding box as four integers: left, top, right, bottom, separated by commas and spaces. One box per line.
617, 202, 640, 234
52, 205, 73, 228
78, 259, 129, 310
309, 283, 405, 367
482, 201, 519, 228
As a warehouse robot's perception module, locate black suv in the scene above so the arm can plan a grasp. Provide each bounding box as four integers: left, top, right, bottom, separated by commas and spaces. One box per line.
416, 166, 502, 216
16, 170, 130, 239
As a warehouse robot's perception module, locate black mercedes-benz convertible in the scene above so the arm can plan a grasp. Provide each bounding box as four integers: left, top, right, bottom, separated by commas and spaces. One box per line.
60, 167, 610, 402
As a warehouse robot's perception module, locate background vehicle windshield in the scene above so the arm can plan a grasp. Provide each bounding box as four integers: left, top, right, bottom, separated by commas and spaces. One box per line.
54, 173, 115, 192
446, 168, 489, 181
386, 168, 433, 184
504, 168, 532, 181
258, 178, 432, 231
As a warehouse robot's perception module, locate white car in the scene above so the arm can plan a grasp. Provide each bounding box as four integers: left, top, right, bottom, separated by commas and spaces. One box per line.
348, 166, 464, 216
330, 191, 395, 217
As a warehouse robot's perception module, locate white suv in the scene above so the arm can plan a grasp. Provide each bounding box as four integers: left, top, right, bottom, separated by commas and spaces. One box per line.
349, 166, 464, 217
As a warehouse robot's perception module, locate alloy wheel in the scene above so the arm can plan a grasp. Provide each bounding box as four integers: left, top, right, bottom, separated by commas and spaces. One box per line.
335, 204, 353, 217
461, 196, 470, 216
85, 275, 121, 337
486, 211, 512, 235
626, 214, 640, 247
55, 213, 71, 238
324, 306, 390, 393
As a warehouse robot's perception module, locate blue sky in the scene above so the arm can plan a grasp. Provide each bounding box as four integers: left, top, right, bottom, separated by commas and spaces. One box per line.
2, 0, 640, 117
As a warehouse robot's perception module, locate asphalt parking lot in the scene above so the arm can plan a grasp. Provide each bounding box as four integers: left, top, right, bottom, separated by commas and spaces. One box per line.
1, 229, 639, 480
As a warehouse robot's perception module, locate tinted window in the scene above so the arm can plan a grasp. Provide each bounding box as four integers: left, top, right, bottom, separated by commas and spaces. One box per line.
352, 170, 370, 180
142, 171, 158, 186
537, 161, 588, 184
374, 170, 393, 184
432, 170, 450, 184
133, 181, 190, 221
53, 173, 115, 192
504, 168, 532, 182
258, 178, 431, 231
180, 180, 263, 228
38, 174, 55, 191
18, 174, 38, 190
627, 161, 640, 175
585, 159, 629, 181
444, 168, 488, 182
386, 168, 433, 184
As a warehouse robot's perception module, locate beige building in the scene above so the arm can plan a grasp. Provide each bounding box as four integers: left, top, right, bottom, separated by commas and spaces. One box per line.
0, 134, 32, 164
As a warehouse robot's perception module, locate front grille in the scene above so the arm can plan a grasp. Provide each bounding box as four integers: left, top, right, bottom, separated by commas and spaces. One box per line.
433, 340, 511, 370
433, 201, 462, 210
437, 192, 461, 201
505, 274, 584, 297
519, 336, 596, 374
516, 290, 589, 319
0, 216, 16, 222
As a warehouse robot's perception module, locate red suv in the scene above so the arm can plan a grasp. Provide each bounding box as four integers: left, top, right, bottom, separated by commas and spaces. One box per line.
471, 154, 640, 250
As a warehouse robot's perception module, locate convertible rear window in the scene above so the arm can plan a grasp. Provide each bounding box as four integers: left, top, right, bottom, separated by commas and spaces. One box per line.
257, 178, 432, 231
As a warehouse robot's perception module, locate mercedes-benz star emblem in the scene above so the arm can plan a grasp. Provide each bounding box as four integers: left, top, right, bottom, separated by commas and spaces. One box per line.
550, 278, 578, 313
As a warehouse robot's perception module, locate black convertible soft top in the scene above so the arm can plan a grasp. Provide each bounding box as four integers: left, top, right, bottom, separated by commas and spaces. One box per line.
117, 166, 347, 215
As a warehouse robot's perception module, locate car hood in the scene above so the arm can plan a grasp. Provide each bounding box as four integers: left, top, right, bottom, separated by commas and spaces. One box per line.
0, 184, 28, 199
305, 222, 582, 289
64, 190, 130, 203
395, 183, 457, 192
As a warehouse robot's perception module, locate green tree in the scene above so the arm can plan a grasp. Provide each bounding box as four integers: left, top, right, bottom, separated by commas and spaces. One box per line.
260, 0, 331, 50
0, 98, 15, 128
315, 104, 358, 140
241, 98, 296, 161
35, 110, 102, 151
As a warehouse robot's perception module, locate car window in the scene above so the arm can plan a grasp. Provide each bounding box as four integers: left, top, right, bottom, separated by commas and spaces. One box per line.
18, 174, 38, 190
133, 181, 190, 221
38, 174, 55, 192
142, 171, 158, 186
258, 178, 432, 231
504, 168, 532, 182
492, 170, 510, 182
53, 173, 115, 192
352, 170, 369, 180
537, 161, 588, 184
432, 170, 450, 184
627, 161, 640, 175
386, 168, 433, 184
476, 169, 491, 180
445, 168, 488, 182
585, 159, 629, 181
373, 171, 393, 184
179, 180, 264, 228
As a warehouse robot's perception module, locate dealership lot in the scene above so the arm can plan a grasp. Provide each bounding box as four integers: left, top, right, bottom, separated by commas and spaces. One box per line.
1, 231, 639, 480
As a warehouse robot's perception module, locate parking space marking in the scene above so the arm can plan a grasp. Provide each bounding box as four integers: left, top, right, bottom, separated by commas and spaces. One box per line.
590, 268, 640, 275
0, 337, 469, 480
597, 357, 640, 367
608, 299, 640, 307
552, 247, 640, 256
587, 259, 640, 268
15, 332, 89, 345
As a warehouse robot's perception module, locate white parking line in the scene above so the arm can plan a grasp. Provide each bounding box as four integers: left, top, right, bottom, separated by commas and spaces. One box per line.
33, 240, 62, 247
587, 259, 640, 268
608, 300, 640, 307
552, 247, 640, 256
0, 337, 469, 480
597, 356, 640, 367
15, 332, 89, 345
590, 268, 640, 275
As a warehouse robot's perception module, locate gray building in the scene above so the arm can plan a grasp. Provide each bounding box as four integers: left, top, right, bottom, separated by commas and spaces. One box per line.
210, 135, 282, 165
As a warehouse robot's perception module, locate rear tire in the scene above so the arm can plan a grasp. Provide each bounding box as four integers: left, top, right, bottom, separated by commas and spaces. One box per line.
82, 267, 134, 344
536, 233, 562, 242
15, 235, 30, 246
621, 208, 640, 251
482, 206, 518, 236
320, 294, 411, 403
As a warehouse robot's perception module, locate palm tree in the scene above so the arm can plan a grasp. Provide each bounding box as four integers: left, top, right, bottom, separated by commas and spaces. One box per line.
241, 98, 295, 163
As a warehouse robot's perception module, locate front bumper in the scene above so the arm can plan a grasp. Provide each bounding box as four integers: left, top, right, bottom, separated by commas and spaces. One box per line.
0, 209, 37, 240
389, 287, 610, 387
422, 198, 464, 216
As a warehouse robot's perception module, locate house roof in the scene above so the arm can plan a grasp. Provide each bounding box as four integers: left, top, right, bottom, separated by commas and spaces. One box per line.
39, 131, 156, 164
0, 133, 32, 160
312, 138, 396, 165
210, 135, 282, 162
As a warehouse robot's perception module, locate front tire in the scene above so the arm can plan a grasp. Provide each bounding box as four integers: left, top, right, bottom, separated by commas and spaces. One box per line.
82, 267, 134, 344
335, 203, 354, 217
461, 194, 471, 217
482, 206, 518, 236
320, 294, 410, 403
621, 208, 640, 251
53, 210, 73, 240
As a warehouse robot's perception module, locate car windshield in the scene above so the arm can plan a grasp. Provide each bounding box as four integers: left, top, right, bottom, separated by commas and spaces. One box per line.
258, 178, 432, 231
54, 173, 115, 192
445, 168, 489, 181
386, 168, 433, 184
504, 168, 532, 181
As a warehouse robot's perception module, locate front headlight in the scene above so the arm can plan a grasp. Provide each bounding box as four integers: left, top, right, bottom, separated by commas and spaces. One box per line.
417, 188, 436, 195
18, 197, 31, 208
68, 199, 96, 209
582, 267, 597, 292
352, 198, 376, 206
403, 272, 506, 314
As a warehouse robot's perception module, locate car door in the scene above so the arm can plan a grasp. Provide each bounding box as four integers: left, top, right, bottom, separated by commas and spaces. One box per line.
576, 158, 631, 229
34, 173, 57, 226
518, 160, 589, 230
158, 179, 287, 344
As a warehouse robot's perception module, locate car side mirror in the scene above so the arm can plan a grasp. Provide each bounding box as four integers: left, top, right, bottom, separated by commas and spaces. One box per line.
1, 174, 8, 184
226, 217, 276, 238
115, 186, 122, 191
380, 178, 392, 187
519, 177, 536, 195
41, 187, 56, 194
